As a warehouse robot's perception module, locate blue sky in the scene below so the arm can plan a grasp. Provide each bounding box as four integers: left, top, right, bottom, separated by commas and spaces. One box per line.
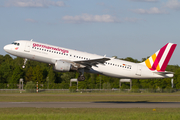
0, 0, 180, 65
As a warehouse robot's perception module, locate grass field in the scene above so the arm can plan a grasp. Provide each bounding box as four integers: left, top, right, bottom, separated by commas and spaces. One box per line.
0, 108, 180, 120
0, 93, 180, 102
0, 93, 180, 120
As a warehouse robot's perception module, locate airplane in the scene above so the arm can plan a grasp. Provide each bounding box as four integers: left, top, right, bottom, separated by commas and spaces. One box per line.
4, 40, 177, 81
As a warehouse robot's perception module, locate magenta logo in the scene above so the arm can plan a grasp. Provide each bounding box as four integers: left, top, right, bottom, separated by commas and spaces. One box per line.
33, 43, 69, 53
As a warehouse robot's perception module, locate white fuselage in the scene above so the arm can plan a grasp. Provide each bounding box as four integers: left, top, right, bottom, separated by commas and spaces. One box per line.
4, 40, 173, 79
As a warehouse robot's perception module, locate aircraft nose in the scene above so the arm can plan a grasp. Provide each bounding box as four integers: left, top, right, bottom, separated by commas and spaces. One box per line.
4, 45, 10, 52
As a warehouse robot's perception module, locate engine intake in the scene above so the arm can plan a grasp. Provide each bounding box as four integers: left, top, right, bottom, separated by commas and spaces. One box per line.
54, 60, 71, 72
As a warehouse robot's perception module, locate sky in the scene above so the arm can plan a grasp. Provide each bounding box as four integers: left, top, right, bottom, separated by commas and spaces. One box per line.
0, 0, 180, 65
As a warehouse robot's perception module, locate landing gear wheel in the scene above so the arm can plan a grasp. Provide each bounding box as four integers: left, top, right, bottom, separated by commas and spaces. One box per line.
78, 69, 85, 81
78, 75, 85, 81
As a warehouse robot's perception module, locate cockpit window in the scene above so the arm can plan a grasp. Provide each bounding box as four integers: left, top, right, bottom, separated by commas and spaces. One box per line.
12, 42, 20, 46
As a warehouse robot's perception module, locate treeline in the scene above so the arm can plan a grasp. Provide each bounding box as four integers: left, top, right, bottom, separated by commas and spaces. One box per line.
0, 54, 180, 89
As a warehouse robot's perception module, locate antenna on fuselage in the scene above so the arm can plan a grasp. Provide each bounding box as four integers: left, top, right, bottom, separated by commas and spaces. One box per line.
31, 39, 33, 41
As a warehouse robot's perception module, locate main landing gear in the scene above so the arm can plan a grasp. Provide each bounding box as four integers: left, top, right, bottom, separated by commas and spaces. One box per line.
78, 69, 85, 81
78, 75, 85, 81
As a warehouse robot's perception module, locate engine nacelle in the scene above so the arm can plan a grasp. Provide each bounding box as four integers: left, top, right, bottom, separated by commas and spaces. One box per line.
54, 60, 71, 72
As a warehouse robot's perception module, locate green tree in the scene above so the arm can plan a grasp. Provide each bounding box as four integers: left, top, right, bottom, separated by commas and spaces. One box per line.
121, 57, 140, 63
61, 72, 76, 83
25, 66, 33, 83
0, 62, 13, 83
32, 65, 44, 83
174, 68, 180, 89
103, 82, 111, 89
25, 81, 36, 93
9, 66, 23, 88
47, 66, 56, 83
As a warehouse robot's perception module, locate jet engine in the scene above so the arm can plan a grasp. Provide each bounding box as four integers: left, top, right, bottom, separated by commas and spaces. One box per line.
53, 60, 72, 72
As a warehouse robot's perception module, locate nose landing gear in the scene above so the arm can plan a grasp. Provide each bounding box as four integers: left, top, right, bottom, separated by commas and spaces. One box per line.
22, 58, 27, 68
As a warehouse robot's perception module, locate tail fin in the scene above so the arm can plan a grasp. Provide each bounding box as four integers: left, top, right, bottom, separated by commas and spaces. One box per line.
144, 43, 177, 72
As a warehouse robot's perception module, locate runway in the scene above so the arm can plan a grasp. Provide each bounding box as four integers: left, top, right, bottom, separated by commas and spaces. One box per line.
0, 102, 180, 108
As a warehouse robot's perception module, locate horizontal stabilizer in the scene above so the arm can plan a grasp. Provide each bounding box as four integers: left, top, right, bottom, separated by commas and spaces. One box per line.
153, 71, 174, 75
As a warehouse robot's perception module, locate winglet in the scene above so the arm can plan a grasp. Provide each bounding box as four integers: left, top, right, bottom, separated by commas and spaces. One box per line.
144, 43, 177, 72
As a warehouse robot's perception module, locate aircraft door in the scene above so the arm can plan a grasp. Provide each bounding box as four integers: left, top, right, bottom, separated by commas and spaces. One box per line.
136, 65, 142, 76
24, 42, 31, 52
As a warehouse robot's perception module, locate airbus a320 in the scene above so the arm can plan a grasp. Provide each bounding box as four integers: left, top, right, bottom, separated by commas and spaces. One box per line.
4, 40, 177, 81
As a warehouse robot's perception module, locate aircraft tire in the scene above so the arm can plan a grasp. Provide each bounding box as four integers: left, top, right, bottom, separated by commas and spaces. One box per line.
78, 75, 85, 81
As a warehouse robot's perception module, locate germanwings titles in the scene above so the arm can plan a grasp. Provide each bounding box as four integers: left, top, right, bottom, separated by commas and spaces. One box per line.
4, 40, 177, 81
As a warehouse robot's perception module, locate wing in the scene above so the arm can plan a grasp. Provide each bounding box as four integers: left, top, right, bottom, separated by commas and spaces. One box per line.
74, 57, 110, 68
51, 57, 110, 69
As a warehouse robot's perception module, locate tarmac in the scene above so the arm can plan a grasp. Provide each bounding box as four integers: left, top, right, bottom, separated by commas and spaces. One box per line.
0, 102, 180, 108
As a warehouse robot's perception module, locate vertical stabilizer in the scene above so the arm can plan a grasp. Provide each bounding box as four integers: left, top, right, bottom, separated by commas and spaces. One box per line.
144, 43, 177, 72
